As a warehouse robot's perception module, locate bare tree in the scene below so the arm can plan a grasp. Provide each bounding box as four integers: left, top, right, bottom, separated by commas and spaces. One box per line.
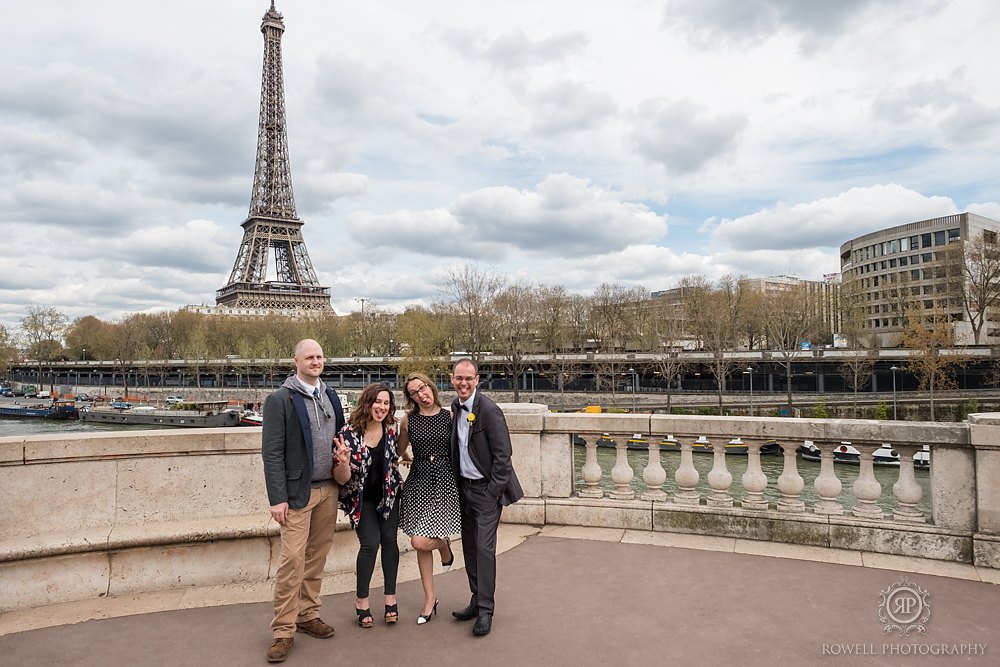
686, 276, 744, 414
394, 305, 453, 381
959, 231, 1000, 344
764, 285, 818, 408
535, 285, 572, 354
440, 265, 506, 359
899, 304, 963, 421
590, 282, 647, 398
838, 349, 877, 418
648, 294, 689, 411
492, 283, 538, 402
737, 288, 767, 350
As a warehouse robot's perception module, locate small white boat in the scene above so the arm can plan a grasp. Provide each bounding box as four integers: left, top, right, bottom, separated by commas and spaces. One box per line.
800, 441, 930, 468
240, 410, 263, 426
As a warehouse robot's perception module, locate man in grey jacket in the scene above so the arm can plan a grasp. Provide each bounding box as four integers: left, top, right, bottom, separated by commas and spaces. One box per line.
262, 339, 349, 663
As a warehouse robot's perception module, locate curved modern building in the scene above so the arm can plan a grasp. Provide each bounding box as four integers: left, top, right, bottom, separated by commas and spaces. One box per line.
839, 212, 1000, 346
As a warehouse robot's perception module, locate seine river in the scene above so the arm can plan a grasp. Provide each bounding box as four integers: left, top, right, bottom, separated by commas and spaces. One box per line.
0, 419, 174, 438
573, 444, 932, 515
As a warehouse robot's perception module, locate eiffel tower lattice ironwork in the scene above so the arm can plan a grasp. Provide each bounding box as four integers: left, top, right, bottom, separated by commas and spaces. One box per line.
216, 1, 332, 313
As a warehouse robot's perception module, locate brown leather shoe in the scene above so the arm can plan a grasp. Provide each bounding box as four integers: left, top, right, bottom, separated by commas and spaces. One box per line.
267, 637, 294, 663
296, 617, 336, 638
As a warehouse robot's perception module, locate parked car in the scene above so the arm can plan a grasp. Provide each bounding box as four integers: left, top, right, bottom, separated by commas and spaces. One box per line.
165, 395, 185, 405
110, 400, 131, 410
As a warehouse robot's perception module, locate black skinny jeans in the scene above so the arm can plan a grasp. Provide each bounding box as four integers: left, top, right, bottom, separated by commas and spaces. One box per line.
355, 497, 400, 598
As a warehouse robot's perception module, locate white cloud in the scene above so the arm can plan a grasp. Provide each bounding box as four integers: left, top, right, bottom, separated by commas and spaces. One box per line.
2, 0, 1000, 331
711, 185, 958, 251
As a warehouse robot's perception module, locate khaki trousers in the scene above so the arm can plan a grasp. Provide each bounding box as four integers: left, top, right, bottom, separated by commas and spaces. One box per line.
271, 483, 337, 638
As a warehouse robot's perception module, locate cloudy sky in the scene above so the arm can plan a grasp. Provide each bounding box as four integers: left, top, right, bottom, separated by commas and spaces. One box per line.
3, 0, 1000, 331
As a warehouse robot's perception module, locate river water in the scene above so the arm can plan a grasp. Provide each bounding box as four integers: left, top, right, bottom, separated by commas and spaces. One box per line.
573, 445, 932, 515
0, 418, 175, 438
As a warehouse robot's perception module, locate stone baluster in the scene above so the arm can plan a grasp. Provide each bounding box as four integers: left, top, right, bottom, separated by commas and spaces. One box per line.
609, 436, 635, 500
706, 437, 734, 507
641, 436, 668, 502
851, 443, 884, 519
578, 434, 605, 498
812, 440, 844, 515
673, 436, 700, 505
776, 441, 806, 513
892, 444, 926, 523
740, 439, 769, 510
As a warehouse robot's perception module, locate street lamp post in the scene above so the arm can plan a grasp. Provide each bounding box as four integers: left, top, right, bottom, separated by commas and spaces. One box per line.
890, 365, 898, 420
82, 347, 87, 362
628, 367, 637, 412
527, 367, 534, 397
745, 366, 754, 416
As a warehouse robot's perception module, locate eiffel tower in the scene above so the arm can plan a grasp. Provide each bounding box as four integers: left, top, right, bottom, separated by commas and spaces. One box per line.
216, 1, 332, 313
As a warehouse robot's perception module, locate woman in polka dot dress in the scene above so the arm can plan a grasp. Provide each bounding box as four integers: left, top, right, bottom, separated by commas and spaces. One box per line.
398, 371, 461, 624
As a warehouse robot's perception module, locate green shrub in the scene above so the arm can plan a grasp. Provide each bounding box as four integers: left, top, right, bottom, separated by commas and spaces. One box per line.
814, 401, 828, 419
873, 402, 888, 420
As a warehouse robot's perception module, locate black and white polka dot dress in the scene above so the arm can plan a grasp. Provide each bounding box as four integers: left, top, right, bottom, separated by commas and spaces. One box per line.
399, 410, 461, 538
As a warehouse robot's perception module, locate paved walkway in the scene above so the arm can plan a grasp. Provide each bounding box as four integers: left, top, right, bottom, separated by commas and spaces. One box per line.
2, 526, 998, 666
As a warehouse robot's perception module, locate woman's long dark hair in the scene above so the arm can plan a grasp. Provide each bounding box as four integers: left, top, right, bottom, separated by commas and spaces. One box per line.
348, 383, 397, 432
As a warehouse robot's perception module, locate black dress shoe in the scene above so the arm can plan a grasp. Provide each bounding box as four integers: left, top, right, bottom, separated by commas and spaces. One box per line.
473, 612, 492, 636
452, 603, 477, 621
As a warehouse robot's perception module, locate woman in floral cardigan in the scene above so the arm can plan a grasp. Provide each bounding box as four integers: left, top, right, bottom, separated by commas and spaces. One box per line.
337, 383, 403, 627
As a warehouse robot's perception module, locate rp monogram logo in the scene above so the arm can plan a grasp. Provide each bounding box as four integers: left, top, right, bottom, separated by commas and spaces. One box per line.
878, 577, 931, 636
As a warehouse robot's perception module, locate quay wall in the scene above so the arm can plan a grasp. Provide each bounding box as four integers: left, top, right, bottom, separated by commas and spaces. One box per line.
1, 407, 998, 613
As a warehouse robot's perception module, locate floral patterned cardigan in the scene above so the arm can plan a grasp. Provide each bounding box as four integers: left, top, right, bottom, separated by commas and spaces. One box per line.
337, 422, 402, 529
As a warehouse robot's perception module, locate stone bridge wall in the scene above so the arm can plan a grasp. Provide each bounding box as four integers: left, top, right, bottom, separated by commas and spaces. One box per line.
1, 408, 998, 612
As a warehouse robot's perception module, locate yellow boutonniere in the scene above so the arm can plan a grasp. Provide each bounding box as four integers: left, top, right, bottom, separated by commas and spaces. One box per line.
467, 412, 476, 424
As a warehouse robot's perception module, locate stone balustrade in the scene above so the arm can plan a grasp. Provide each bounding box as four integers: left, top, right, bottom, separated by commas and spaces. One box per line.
1, 406, 998, 613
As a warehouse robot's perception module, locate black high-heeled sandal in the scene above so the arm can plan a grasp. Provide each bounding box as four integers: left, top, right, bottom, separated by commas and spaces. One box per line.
417, 599, 439, 625
355, 607, 374, 628
441, 537, 454, 572
384, 603, 399, 624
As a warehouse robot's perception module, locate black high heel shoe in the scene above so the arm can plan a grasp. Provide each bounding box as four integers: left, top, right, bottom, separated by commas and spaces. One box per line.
384, 603, 398, 624
441, 537, 454, 572
416, 599, 439, 625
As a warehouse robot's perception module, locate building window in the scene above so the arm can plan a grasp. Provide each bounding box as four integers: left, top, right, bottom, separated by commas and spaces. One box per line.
948, 228, 960, 242
922, 232, 932, 248
934, 230, 946, 245
900, 237, 909, 251
985, 230, 997, 244
899, 256, 908, 266
922, 252, 932, 262
911, 269, 920, 280
890, 239, 898, 253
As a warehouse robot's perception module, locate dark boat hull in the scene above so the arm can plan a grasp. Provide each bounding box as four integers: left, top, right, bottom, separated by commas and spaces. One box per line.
80, 409, 240, 428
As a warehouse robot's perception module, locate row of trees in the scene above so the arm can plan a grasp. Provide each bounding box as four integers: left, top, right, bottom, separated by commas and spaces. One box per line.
0, 264, 982, 412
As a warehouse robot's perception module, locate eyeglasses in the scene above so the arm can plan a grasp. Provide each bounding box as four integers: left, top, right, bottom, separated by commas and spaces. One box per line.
452, 375, 477, 382
407, 382, 430, 398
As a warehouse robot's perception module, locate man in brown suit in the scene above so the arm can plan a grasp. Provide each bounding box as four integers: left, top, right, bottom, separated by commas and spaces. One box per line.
449, 358, 523, 636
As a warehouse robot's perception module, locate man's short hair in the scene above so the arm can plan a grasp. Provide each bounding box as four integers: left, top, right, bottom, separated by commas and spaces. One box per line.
452, 357, 478, 375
